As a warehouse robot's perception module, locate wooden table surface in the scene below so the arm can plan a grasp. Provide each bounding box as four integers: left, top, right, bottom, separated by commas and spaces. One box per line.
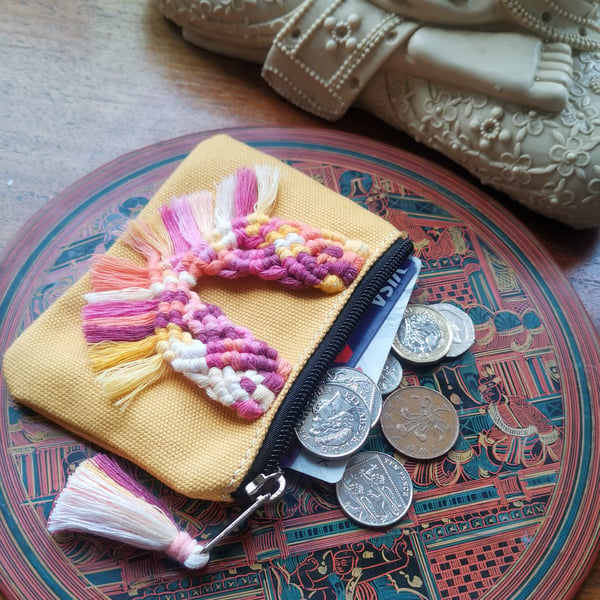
1, 1, 599, 598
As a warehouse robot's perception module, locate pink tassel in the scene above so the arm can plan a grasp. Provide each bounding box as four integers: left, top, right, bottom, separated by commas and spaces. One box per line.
47, 454, 210, 569
234, 167, 258, 217
170, 195, 206, 247
160, 204, 190, 254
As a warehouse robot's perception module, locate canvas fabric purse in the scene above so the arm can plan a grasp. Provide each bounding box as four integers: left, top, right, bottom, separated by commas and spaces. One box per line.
2, 134, 412, 506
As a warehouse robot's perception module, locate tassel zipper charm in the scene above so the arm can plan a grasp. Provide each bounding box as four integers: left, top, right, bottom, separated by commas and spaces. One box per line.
48, 454, 286, 569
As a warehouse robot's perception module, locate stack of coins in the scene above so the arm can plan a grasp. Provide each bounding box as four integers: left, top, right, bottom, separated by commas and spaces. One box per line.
294, 366, 414, 528
392, 303, 475, 364
331, 383, 460, 528
295, 303, 472, 528
381, 304, 467, 467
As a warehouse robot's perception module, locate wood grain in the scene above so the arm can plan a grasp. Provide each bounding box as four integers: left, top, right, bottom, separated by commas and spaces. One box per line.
1, 1, 599, 598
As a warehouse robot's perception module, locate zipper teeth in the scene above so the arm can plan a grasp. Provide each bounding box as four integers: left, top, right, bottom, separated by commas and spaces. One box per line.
263, 312, 365, 471
237, 237, 413, 493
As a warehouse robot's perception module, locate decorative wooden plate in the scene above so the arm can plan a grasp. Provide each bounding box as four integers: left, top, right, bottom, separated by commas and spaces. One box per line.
1, 128, 598, 599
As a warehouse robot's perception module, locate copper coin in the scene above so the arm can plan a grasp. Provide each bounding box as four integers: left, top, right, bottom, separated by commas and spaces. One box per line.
392, 304, 452, 364
380, 386, 459, 460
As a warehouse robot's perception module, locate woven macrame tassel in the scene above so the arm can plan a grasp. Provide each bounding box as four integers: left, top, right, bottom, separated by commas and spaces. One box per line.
90, 255, 151, 291
81, 165, 370, 416
214, 172, 237, 233
96, 354, 168, 410
47, 454, 210, 569
186, 190, 215, 238
126, 213, 175, 261
254, 164, 280, 214
234, 167, 258, 217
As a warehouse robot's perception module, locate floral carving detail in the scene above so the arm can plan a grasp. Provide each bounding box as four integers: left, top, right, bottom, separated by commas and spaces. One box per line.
587, 165, 600, 196
560, 96, 600, 135
187, 0, 288, 16
422, 90, 460, 128
590, 76, 600, 95
362, 43, 600, 228
323, 13, 361, 52
468, 107, 513, 150
549, 133, 591, 177
499, 151, 533, 185
156, 0, 299, 49
512, 110, 548, 136
541, 178, 578, 208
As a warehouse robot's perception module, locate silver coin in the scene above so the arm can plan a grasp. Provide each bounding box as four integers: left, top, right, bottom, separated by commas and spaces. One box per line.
392, 304, 453, 364
336, 451, 413, 527
323, 366, 382, 427
295, 383, 371, 459
376, 354, 403, 395
431, 303, 475, 357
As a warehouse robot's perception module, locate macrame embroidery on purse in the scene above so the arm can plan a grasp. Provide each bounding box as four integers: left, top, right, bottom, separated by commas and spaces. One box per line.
82, 165, 370, 419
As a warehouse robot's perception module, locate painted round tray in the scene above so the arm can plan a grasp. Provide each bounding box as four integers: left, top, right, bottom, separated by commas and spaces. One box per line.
1, 128, 599, 600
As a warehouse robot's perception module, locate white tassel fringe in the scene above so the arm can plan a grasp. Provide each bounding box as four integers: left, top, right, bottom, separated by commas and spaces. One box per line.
47, 454, 209, 569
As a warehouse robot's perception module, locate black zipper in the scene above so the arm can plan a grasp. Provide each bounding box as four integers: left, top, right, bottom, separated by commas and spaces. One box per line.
235, 236, 414, 497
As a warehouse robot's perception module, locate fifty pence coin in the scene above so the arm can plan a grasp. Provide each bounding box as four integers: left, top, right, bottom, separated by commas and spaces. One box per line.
377, 353, 403, 395
431, 303, 475, 357
295, 383, 371, 459
380, 386, 460, 460
336, 451, 413, 527
323, 366, 383, 427
392, 304, 453, 364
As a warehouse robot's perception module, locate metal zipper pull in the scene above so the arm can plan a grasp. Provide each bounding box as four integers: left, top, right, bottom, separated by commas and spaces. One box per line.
199, 471, 286, 559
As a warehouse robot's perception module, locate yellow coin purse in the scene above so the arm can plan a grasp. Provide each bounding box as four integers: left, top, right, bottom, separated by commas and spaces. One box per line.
3, 134, 412, 567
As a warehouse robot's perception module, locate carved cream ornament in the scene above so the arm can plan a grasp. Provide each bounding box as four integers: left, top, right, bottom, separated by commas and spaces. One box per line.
158, 0, 600, 228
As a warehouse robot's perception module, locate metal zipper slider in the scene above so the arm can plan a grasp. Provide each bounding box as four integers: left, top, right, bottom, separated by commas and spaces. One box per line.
199, 471, 286, 558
